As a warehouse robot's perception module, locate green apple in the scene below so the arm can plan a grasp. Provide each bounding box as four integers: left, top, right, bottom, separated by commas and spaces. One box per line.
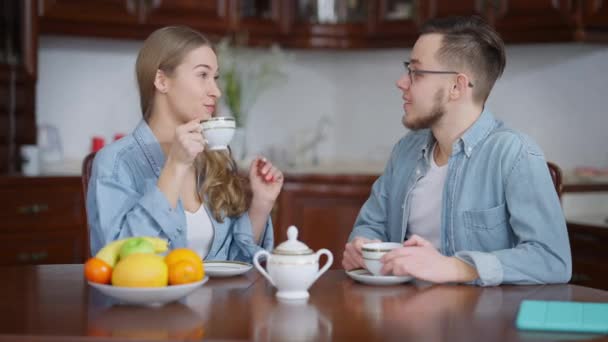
118, 237, 156, 260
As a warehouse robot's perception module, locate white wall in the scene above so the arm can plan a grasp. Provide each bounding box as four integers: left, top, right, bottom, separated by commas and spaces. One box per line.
37, 36, 608, 171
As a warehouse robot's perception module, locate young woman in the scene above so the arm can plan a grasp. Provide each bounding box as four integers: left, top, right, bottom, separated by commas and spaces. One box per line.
87, 26, 283, 262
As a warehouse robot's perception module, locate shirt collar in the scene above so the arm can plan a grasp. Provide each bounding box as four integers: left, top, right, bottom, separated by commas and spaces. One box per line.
418, 109, 497, 159
133, 120, 165, 177
419, 130, 436, 161
458, 109, 497, 157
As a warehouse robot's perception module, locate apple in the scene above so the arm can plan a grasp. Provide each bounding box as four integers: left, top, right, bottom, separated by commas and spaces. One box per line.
118, 238, 156, 260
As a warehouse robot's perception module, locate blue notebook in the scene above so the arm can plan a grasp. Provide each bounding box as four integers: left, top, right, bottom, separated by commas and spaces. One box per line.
516, 300, 608, 334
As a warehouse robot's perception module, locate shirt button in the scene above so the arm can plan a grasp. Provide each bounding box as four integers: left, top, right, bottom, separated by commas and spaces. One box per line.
467, 147, 472, 152
416, 169, 420, 175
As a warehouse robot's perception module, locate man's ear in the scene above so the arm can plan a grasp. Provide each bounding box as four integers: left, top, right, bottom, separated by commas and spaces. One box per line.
449, 74, 470, 100
154, 69, 169, 94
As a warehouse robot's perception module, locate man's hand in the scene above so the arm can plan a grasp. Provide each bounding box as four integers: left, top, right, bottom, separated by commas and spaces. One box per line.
342, 236, 381, 270
381, 235, 478, 283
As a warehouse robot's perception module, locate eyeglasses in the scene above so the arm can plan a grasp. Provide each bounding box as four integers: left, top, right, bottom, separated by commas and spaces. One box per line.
404, 61, 474, 88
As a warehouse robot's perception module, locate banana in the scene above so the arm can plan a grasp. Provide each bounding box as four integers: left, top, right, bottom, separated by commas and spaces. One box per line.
95, 236, 168, 267
142, 236, 169, 254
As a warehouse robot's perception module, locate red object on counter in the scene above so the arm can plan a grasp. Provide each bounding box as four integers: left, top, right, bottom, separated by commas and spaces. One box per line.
91, 136, 105, 153
113, 133, 125, 141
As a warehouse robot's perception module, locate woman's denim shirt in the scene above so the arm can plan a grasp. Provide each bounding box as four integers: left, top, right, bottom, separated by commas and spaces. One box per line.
87, 120, 273, 261
349, 110, 572, 286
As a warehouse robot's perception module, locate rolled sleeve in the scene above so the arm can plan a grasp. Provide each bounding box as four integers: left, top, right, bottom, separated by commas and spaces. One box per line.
229, 212, 274, 262
455, 251, 504, 286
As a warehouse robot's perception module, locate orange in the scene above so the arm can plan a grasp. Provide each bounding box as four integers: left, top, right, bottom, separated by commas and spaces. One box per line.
168, 260, 201, 285
84, 257, 112, 284
165, 248, 204, 282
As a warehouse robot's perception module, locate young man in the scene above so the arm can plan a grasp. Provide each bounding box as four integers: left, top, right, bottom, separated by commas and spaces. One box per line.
342, 16, 571, 286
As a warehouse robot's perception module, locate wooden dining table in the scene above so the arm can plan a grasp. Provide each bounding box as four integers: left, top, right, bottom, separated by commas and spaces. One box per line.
1, 264, 607, 341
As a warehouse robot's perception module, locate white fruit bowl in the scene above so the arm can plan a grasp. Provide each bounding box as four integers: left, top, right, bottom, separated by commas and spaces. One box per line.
88, 277, 208, 306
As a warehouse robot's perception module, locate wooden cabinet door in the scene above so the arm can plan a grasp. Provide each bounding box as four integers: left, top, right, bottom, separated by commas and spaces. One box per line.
285, 0, 371, 48
0, 230, 86, 265
275, 175, 377, 269
0, 176, 88, 264
234, 0, 286, 46
584, 0, 608, 27
144, 0, 231, 36
39, 0, 142, 38
567, 223, 608, 290
0, 0, 37, 174
491, 0, 579, 42
370, 0, 420, 47
583, 0, 608, 41
428, 0, 485, 18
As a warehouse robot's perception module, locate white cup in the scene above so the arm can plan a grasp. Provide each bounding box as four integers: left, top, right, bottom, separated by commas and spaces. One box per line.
20, 145, 40, 176
201, 117, 236, 151
361, 242, 402, 276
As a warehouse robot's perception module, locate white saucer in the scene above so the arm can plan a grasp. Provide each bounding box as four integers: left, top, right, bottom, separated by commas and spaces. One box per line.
204, 261, 253, 278
346, 269, 413, 286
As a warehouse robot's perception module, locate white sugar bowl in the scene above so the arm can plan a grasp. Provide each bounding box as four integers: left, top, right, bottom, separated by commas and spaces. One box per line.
253, 226, 333, 300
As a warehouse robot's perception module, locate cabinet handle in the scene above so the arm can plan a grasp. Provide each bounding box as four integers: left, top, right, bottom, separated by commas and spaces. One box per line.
571, 273, 592, 282
32, 251, 48, 261
17, 251, 48, 262
570, 232, 602, 243
17, 203, 49, 215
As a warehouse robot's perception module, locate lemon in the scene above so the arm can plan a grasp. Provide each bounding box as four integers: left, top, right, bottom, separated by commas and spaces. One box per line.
112, 253, 168, 287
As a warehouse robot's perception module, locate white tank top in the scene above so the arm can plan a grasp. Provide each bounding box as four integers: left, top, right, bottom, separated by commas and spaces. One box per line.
185, 205, 214, 259
406, 144, 448, 249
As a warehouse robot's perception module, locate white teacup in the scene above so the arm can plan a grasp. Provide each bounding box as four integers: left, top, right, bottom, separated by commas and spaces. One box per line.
201, 117, 236, 151
361, 242, 402, 276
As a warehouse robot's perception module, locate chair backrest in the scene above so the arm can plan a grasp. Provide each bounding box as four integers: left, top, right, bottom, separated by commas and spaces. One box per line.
547, 161, 563, 199
81, 152, 96, 258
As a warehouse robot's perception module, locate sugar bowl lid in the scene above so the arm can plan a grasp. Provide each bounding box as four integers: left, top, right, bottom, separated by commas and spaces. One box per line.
273, 226, 313, 256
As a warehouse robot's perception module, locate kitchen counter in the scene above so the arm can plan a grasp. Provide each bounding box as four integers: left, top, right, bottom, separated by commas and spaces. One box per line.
567, 214, 608, 229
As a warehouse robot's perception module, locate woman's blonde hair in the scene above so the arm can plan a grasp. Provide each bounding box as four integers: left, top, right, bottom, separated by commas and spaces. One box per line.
136, 26, 248, 221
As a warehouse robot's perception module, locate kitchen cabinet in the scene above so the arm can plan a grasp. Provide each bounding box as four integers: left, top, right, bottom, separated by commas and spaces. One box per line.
39, 0, 608, 46
568, 222, 608, 291
40, 0, 231, 40
583, 0, 608, 42
370, 0, 484, 47
39, 0, 279, 42
143, 1, 232, 37
369, 0, 420, 48
274, 173, 377, 269
490, 0, 580, 43
0, 176, 87, 265
235, 0, 288, 46
0, 0, 37, 174
39, 0, 141, 39
285, 0, 371, 48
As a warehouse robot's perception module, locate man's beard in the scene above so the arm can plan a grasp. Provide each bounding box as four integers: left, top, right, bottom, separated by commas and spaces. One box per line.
403, 89, 446, 130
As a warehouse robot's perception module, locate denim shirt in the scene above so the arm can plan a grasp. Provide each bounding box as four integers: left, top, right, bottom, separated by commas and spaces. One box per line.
349, 110, 571, 286
86, 120, 273, 261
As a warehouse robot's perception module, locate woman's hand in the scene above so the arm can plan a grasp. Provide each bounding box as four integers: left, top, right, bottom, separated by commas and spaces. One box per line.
166, 119, 207, 168
248, 157, 284, 242
249, 157, 284, 207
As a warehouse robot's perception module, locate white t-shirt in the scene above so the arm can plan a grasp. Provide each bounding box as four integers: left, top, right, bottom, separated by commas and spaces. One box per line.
406, 145, 448, 249
185, 205, 214, 259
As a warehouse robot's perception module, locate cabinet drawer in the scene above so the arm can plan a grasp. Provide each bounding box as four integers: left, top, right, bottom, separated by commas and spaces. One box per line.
0, 181, 85, 232
0, 230, 85, 265
568, 228, 608, 260
571, 259, 608, 291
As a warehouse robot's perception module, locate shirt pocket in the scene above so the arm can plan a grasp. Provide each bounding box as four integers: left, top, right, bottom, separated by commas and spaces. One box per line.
463, 203, 512, 251
464, 203, 508, 230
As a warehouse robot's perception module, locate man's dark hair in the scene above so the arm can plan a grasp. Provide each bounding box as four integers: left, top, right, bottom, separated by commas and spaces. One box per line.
420, 16, 506, 104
